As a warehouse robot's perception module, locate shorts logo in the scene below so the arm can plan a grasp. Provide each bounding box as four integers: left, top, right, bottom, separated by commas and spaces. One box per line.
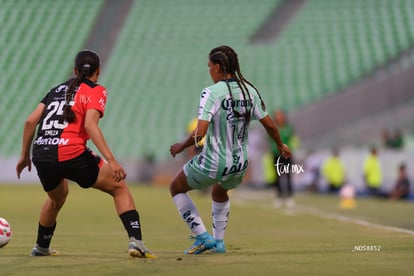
222, 160, 248, 176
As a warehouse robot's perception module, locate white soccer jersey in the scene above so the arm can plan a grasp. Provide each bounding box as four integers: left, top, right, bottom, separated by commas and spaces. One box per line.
190, 79, 268, 181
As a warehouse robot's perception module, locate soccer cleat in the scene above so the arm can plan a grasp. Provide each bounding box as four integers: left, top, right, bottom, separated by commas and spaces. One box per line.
212, 239, 226, 253
30, 245, 59, 256
184, 232, 216, 255
128, 238, 157, 258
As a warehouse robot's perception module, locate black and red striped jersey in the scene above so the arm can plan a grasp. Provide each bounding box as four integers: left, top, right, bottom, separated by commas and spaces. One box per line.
32, 78, 107, 162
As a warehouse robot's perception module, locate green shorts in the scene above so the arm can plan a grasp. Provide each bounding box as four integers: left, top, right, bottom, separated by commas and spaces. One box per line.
183, 159, 244, 191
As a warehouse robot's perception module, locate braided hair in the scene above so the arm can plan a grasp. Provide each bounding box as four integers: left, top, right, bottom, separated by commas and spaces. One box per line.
63, 50, 100, 123
209, 46, 266, 125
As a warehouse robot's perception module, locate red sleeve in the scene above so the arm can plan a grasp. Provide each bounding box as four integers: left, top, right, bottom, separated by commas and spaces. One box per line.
87, 86, 107, 117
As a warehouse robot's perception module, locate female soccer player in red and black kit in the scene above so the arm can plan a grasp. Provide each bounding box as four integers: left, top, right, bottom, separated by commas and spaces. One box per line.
16, 50, 156, 258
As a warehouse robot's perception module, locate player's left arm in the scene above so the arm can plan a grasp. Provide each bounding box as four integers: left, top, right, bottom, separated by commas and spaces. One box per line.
84, 88, 126, 181
84, 109, 126, 182
84, 87, 115, 161
170, 119, 209, 157
16, 103, 45, 178
259, 115, 291, 159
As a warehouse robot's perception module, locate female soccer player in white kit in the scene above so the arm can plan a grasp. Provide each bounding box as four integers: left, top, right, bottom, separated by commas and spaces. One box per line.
169, 45, 291, 254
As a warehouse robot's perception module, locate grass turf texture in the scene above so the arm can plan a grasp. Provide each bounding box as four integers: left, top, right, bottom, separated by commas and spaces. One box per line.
0, 184, 413, 276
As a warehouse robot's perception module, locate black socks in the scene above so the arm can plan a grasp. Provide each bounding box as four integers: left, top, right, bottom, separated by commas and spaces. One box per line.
119, 210, 142, 240
36, 222, 56, 248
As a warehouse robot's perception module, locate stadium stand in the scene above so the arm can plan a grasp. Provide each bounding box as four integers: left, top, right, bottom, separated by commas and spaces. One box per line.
259, 0, 414, 109
0, 0, 104, 157
99, 0, 414, 159
98, 0, 279, 159
1, 0, 414, 162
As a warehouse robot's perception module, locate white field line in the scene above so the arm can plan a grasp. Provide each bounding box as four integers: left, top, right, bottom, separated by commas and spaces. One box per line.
294, 204, 414, 236
232, 195, 414, 235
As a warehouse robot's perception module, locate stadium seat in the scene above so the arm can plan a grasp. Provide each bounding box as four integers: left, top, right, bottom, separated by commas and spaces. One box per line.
0, 0, 104, 156
1, 0, 413, 160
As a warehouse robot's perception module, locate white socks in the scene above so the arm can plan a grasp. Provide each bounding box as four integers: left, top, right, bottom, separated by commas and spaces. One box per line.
173, 193, 231, 240
212, 200, 230, 240
173, 193, 207, 236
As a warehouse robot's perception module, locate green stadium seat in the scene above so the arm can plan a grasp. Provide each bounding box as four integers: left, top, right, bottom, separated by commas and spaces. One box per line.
1, 0, 413, 160
0, 0, 105, 156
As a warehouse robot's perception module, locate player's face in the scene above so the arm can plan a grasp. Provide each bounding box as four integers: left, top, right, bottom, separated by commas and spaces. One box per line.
208, 60, 221, 83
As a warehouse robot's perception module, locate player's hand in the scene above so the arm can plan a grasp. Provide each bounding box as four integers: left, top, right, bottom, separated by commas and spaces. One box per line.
278, 144, 292, 159
170, 143, 184, 157
16, 156, 32, 179
108, 159, 127, 182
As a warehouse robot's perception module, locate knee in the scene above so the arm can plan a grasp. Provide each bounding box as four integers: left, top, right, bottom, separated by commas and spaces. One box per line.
51, 196, 67, 211
169, 172, 190, 197
211, 185, 229, 202
169, 179, 180, 197
55, 187, 69, 210
107, 181, 129, 197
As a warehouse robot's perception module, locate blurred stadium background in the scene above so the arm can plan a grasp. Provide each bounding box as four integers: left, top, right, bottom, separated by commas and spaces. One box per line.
1, 0, 413, 196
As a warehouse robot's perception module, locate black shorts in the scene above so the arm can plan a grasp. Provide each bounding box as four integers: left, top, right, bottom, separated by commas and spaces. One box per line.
33, 149, 102, 192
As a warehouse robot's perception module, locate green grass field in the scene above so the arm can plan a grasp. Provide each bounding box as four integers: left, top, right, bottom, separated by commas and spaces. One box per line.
1, 184, 413, 276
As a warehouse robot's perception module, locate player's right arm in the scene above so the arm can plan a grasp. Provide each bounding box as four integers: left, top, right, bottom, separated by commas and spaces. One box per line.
170, 119, 209, 157
171, 88, 214, 157
16, 103, 45, 179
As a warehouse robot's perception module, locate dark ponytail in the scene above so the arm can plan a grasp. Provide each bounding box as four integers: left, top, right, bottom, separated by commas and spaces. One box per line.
209, 45, 265, 125
63, 50, 100, 123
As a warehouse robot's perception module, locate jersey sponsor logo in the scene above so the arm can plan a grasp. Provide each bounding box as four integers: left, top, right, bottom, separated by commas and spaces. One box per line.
222, 160, 248, 176
221, 98, 252, 111
33, 136, 69, 146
